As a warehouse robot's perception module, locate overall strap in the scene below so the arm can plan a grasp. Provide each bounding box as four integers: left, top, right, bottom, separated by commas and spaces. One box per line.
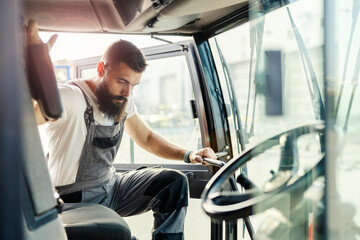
68, 81, 94, 129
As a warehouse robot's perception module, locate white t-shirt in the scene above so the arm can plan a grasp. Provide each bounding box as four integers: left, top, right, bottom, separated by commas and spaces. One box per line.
45, 79, 136, 187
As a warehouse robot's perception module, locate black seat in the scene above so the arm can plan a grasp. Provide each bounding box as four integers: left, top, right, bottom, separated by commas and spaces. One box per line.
22, 43, 131, 240
60, 203, 131, 240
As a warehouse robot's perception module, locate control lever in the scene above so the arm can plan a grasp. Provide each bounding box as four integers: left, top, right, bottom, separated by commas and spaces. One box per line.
215, 151, 229, 158
203, 151, 229, 168
202, 151, 229, 167
203, 157, 225, 167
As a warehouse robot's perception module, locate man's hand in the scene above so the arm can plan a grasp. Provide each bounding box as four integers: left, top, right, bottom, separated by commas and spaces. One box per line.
188, 147, 217, 164
26, 19, 58, 49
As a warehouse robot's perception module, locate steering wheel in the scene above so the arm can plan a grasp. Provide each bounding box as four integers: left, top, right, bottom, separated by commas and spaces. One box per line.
202, 123, 325, 220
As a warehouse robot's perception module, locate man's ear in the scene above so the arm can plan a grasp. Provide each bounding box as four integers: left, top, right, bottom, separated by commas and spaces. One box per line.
97, 62, 105, 77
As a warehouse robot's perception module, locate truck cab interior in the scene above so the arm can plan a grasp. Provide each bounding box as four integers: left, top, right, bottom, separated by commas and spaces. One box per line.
0, 0, 359, 239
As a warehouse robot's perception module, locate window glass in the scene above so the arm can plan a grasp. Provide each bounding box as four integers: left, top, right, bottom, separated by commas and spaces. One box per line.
210, 0, 323, 152
64, 54, 200, 165
80, 68, 97, 78
38, 30, 198, 165
115, 55, 201, 164
39, 28, 198, 165
210, 0, 324, 180
327, 0, 360, 238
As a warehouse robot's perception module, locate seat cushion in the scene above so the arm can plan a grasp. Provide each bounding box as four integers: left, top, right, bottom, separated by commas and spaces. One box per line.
59, 203, 131, 240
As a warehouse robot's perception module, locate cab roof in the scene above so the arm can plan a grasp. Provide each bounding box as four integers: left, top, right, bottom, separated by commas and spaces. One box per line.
23, 0, 249, 35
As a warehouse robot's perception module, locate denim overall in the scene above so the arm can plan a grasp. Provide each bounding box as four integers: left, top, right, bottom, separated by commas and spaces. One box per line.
56, 81, 188, 240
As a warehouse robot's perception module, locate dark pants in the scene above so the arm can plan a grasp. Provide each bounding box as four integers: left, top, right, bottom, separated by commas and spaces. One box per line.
108, 168, 189, 240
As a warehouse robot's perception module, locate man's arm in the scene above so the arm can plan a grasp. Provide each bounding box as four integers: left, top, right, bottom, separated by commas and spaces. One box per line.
125, 113, 216, 164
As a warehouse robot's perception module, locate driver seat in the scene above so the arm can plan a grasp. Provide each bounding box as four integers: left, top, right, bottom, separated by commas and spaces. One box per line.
60, 203, 130, 240
21, 43, 131, 240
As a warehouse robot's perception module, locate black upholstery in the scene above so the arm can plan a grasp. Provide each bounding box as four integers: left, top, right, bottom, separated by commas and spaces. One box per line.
25, 43, 63, 120
60, 203, 131, 240
21, 43, 68, 240
21, 31, 132, 240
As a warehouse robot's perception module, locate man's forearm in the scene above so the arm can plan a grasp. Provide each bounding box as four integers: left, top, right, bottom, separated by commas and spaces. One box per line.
143, 131, 187, 161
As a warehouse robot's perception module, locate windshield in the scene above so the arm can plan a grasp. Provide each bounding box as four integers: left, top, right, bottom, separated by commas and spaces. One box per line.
209, 0, 324, 236
210, 0, 323, 154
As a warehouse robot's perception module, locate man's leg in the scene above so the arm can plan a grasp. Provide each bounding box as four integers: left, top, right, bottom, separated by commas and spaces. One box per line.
107, 168, 189, 240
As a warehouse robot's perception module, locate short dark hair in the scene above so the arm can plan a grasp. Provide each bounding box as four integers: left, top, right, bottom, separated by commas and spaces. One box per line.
102, 40, 147, 73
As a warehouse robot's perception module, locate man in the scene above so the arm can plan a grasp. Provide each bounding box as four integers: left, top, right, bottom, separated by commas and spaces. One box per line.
27, 20, 217, 240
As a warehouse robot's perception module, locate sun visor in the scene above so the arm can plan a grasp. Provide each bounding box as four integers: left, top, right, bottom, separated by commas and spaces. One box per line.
114, 0, 176, 26
142, 13, 199, 32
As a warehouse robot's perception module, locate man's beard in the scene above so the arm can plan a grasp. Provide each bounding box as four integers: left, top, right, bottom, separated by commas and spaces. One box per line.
95, 80, 127, 122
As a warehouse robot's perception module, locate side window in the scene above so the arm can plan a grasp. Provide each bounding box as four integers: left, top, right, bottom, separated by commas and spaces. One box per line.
74, 46, 202, 165
79, 68, 97, 78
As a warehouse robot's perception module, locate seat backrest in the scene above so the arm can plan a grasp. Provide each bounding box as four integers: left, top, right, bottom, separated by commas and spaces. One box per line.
20, 33, 131, 240
21, 47, 67, 240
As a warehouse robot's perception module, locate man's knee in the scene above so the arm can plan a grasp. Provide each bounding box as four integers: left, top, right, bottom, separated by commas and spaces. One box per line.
145, 169, 189, 213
